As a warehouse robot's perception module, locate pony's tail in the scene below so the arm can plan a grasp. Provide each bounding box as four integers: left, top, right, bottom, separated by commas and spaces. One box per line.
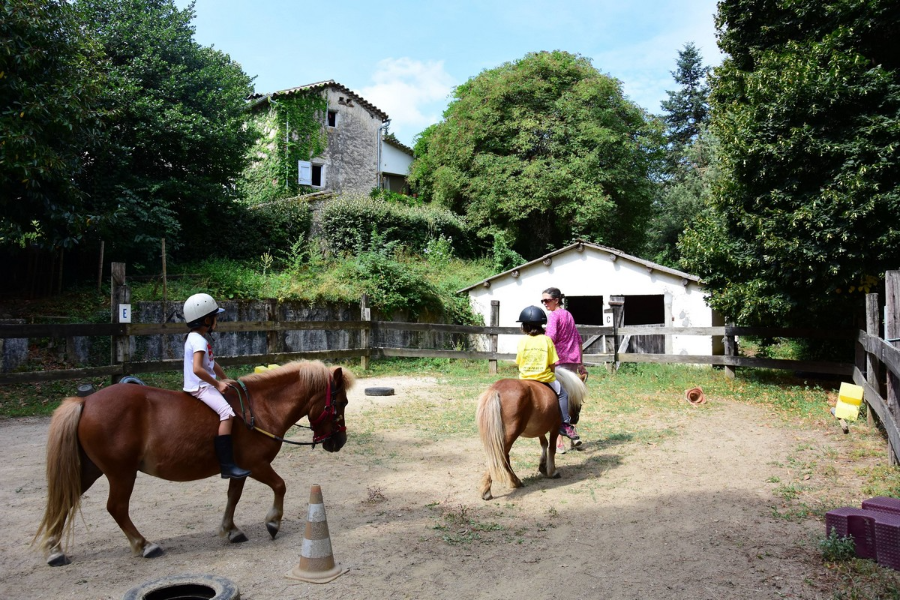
556, 367, 587, 417
476, 389, 513, 487
33, 397, 85, 554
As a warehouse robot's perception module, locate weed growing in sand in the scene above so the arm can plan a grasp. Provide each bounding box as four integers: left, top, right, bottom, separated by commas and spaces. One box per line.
819, 530, 856, 563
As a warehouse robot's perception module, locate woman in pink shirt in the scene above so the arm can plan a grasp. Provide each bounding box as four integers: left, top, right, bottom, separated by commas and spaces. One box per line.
541, 287, 586, 453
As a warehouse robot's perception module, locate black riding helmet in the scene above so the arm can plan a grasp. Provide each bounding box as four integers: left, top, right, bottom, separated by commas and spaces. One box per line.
517, 305, 547, 325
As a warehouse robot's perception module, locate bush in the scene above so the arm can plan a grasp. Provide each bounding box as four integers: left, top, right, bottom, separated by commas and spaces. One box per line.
180, 198, 312, 263
321, 195, 474, 258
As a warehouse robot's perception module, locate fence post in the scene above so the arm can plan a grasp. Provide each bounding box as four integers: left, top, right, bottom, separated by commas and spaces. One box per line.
266, 299, 280, 361
887, 272, 900, 465
110, 262, 130, 384
360, 294, 370, 370
724, 321, 736, 380
609, 296, 625, 371
866, 293, 882, 429
489, 300, 499, 375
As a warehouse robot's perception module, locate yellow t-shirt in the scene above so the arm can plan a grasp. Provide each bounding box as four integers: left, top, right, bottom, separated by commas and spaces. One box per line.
516, 334, 559, 383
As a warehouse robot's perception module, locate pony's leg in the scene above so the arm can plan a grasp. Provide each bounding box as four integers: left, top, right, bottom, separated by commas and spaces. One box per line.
480, 470, 493, 501
539, 434, 549, 476
503, 441, 524, 488
45, 457, 103, 567
546, 433, 560, 479
106, 471, 162, 558
218, 476, 248, 543
245, 462, 286, 539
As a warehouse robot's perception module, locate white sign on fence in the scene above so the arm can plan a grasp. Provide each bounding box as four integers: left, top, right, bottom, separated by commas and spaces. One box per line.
118, 304, 132, 323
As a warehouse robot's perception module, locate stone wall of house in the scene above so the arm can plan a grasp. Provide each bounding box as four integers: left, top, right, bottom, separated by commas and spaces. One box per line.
321, 88, 380, 195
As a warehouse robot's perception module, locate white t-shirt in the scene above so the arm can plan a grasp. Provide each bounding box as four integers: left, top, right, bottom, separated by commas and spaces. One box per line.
183, 331, 216, 392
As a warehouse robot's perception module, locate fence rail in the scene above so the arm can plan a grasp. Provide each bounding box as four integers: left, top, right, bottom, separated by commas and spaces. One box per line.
3, 279, 900, 467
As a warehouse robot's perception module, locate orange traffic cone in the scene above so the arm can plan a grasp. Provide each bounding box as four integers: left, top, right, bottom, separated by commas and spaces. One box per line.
285, 484, 348, 584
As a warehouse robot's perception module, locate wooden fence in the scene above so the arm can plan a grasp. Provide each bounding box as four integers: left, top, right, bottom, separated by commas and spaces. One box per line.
2, 269, 900, 463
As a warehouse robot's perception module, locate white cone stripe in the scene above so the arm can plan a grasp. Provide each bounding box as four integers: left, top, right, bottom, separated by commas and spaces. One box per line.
306, 503, 326, 522
301, 536, 334, 559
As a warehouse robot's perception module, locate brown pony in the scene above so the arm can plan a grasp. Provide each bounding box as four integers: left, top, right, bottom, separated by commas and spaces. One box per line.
34, 360, 354, 566
477, 367, 586, 500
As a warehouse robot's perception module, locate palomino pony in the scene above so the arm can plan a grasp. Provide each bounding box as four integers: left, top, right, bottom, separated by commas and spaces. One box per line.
34, 360, 354, 566
477, 367, 586, 500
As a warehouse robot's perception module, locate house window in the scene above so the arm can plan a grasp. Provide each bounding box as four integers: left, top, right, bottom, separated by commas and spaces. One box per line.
298, 161, 325, 188
312, 164, 323, 187
327, 110, 337, 127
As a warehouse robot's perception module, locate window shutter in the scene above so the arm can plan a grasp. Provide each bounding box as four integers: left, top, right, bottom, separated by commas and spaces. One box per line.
298, 161, 312, 185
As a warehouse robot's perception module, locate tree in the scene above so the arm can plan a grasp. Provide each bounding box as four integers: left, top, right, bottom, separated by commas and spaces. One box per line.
75, 0, 257, 263
660, 42, 709, 165
644, 44, 712, 266
680, 0, 900, 326
0, 0, 103, 248
408, 51, 664, 259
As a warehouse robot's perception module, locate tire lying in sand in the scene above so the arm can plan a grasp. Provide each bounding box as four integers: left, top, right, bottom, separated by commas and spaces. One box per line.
364, 387, 395, 396
123, 573, 240, 600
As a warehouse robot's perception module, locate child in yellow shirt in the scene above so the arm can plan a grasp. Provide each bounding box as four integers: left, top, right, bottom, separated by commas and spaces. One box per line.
515, 305, 580, 443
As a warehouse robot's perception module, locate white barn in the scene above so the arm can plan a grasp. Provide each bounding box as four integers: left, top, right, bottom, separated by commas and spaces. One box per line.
459, 241, 723, 358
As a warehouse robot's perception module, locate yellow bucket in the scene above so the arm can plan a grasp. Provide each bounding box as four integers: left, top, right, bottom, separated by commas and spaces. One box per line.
253, 364, 281, 374
834, 382, 864, 421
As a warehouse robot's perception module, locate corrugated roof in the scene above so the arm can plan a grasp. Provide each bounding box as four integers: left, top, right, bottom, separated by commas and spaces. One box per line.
457, 241, 703, 293
248, 80, 389, 121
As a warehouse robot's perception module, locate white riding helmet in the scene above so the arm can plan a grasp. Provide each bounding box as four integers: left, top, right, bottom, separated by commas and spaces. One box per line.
184, 293, 225, 325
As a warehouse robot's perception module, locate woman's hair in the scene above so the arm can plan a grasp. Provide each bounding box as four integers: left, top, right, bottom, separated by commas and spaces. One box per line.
542, 287, 565, 301
521, 322, 544, 336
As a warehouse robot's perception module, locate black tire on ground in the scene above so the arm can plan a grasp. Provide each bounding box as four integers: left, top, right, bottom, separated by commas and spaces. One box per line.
123, 573, 240, 600
364, 387, 395, 396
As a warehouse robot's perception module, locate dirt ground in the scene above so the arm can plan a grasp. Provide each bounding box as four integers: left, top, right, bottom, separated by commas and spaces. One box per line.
0, 375, 865, 599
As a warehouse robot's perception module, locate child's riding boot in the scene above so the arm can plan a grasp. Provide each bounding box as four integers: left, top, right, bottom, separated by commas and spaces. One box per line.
214, 435, 251, 479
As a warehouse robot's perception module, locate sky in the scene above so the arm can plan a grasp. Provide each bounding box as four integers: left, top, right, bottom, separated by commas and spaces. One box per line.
178, 0, 724, 148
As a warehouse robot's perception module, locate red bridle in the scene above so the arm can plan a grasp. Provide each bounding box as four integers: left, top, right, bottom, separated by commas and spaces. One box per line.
308, 378, 346, 444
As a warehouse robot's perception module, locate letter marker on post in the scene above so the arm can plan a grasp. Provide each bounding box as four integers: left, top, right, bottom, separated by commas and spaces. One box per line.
286, 484, 347, 583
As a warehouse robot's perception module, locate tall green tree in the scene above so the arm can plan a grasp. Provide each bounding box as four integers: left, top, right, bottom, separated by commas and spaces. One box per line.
0, 0, 103, 248
76, 0, 257, 263
645, 44, 712, 266
660, 42, 709, 165
680, 0, 900, 326
408, 50, 664, 259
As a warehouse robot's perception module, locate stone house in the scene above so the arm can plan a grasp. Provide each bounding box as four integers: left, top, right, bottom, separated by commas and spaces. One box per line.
245, 80, 412, 199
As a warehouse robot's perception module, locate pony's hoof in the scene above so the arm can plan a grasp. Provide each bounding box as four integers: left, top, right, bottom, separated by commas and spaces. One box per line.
481, 491, 493, 501
228, 531, 248, 544
538, 464, 548, 476
142, 543, 164, 558
266, 522, 279, 539
47, 551, 70, 567
550, 471, 561, 479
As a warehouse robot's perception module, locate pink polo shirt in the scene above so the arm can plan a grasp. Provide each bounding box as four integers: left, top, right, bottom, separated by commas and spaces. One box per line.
546, 308, 583, 365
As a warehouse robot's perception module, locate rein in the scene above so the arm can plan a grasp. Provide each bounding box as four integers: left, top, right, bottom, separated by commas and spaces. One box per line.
226, 377, 342, 448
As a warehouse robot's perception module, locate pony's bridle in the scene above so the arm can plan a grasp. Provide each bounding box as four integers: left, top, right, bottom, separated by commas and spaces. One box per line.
306, 378, 346, 444
227, 378, 344, 447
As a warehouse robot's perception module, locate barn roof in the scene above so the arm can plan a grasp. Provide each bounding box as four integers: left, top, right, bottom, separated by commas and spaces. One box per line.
248, 80, 389, 121
458, 241, 702, 293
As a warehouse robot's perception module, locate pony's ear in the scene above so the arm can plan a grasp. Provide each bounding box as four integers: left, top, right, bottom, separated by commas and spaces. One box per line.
332, 367, 344, 388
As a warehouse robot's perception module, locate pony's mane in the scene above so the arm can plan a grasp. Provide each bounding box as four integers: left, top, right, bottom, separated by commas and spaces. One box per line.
241, 360, 355, 390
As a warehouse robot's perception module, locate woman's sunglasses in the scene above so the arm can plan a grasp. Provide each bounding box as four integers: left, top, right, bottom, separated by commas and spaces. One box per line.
540, 298, 555, 304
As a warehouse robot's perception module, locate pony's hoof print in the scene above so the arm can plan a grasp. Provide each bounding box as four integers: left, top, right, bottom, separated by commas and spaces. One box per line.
47, 552, 70, 567
142, 544, 164, 558
228, 532, 248, 544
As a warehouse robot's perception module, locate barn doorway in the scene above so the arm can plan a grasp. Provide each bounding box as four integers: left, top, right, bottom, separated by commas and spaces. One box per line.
565, 295, 604, 325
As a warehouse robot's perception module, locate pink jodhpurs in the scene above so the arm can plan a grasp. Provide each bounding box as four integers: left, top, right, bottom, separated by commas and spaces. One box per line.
191, 385, 235, 421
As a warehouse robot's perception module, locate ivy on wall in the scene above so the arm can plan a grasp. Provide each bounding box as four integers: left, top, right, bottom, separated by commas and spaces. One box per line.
238, 90, 329, 205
